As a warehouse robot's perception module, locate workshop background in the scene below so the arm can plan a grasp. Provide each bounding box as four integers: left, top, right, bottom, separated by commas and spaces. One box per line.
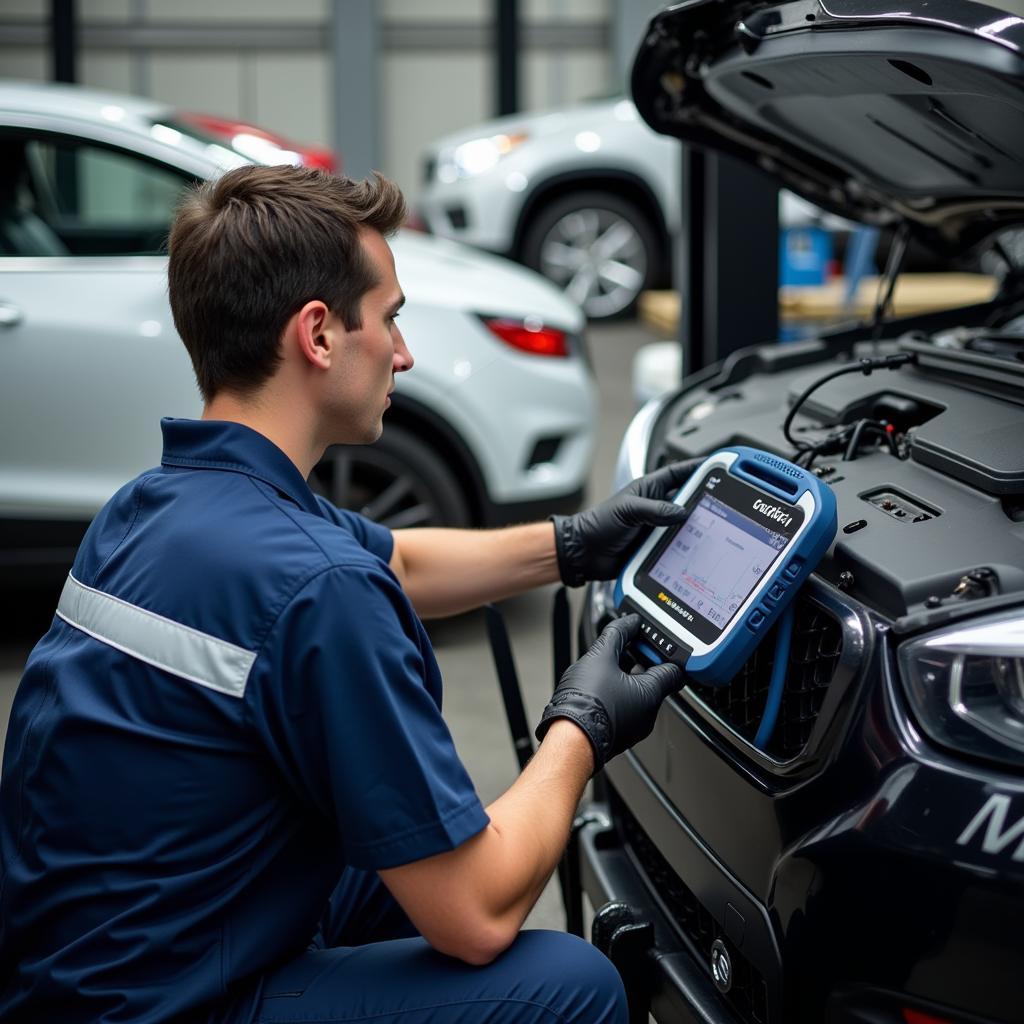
0, 0, 652, 205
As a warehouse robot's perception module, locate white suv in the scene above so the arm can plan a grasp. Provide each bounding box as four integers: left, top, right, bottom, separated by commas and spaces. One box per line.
418, 97, 833, 320
0, 81, 597, 577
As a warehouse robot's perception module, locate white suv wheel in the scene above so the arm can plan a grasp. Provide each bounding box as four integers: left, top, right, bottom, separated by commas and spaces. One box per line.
523, 192, 658, 320
312, 425, 471, 529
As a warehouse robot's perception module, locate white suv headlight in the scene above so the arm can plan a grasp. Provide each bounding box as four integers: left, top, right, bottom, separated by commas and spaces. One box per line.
436, 133, 529, 182
899, 608, 1024, 767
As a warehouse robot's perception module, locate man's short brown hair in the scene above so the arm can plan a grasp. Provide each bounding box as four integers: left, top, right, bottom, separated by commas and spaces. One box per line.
168, 165, 406, 401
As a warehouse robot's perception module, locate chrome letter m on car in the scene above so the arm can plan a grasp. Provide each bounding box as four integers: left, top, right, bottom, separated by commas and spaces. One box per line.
957, 794, 1024, 861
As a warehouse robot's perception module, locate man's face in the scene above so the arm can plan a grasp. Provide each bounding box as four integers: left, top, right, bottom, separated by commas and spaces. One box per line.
326, 228, 413, 445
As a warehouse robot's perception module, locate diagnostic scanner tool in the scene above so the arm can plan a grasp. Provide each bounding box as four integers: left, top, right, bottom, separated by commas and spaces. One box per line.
614, 447, 837, 685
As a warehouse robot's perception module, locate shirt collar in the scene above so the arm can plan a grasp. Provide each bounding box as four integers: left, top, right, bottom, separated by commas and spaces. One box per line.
160, 417, 324, 518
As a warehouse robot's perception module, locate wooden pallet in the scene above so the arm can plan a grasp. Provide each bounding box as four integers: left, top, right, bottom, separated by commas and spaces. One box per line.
639, 273, 998, 336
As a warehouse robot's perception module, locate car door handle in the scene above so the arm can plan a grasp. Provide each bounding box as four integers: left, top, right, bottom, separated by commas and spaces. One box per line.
0, 302, 23, 327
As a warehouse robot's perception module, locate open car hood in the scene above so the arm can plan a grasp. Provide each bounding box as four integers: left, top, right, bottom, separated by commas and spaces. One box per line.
631, 0, 1024, 252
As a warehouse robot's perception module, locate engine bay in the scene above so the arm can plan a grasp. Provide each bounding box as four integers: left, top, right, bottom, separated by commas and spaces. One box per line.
648, 317, 1024, 618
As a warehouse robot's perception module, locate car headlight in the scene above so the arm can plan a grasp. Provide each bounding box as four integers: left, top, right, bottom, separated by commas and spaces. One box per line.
587, 579, 618, 636
899, 608, 1024, 768
436, 133, 529, 182
589, 400, 676, 637
611, 395, 672, 491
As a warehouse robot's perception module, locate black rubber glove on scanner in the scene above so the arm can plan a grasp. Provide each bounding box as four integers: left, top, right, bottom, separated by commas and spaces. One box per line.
551, 457, 705, 587
535, 615, 683, 773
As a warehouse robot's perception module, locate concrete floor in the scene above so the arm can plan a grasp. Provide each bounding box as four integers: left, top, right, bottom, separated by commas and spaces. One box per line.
0, 318, 664, 932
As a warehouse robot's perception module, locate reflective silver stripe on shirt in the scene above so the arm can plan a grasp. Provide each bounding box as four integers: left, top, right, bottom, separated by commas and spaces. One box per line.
56, 573, 256, 698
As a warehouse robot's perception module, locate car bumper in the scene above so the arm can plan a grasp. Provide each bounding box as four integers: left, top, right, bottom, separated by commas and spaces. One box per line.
578, 584, 1024, 1024
416, 175, 522, 254
404, 352, 597, 509
579, 804, 745, 1024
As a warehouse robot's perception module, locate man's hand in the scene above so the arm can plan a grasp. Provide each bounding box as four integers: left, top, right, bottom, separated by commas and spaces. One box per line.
535, 615, 683, 772
551, 458, 704, 587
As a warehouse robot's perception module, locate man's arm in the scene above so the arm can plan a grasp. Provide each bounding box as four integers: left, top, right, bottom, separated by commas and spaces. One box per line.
388, 460, 703, 619
389, 523, 559, 619
378, 615, 681, 965
379, 719, 591, 964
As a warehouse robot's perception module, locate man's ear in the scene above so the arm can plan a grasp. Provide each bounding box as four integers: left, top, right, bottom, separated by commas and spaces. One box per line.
292, 300, 333, 370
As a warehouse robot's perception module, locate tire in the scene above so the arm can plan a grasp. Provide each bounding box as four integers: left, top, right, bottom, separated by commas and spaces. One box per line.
311, 424, 471, 529
520, 191, 661, 321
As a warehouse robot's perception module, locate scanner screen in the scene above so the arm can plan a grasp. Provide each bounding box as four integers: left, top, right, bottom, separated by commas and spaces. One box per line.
648, 492, 789, 632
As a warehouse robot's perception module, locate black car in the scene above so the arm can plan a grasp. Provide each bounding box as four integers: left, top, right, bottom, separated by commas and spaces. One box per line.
574, 1, 1024, 1022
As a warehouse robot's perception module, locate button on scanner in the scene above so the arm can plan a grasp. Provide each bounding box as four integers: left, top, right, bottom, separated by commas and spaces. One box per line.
746, 608, 766, 632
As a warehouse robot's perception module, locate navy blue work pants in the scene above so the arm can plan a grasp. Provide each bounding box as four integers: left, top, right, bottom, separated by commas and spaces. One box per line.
254, 868, 627, 1024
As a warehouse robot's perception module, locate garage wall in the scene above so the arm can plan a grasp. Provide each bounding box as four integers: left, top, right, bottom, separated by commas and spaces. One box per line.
6, 0, 1020, 203
0, 0, 613, 204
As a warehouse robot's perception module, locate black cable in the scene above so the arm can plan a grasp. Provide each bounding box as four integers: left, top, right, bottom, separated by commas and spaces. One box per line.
782, 224, 916, 458
781, 352, 917, 453
783, 363, 865, 451
798, 444, 828, 471
843, 419, 898, 461
790, 424, 848, 471
798, 424, 855, 468
843, 419, 872, 461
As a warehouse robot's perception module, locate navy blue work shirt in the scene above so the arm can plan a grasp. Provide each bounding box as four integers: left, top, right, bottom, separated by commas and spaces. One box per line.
0, 418, 489, 1023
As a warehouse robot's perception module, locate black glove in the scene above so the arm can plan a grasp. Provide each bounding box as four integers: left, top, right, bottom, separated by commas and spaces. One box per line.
535, 615, 683, 773
551, 458, 705, 587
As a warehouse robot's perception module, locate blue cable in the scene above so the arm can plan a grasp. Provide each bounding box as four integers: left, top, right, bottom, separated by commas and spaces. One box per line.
754, 602, 796, 750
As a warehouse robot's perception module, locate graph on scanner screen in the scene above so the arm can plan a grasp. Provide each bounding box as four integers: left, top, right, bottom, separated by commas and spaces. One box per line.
649, 495, 787, 629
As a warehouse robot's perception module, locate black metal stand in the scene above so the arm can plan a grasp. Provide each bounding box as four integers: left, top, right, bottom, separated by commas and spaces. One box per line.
495, 0, 519, 116
552, 585, 572, 682
484, 588, 588, 937
485, 603, 533, 773
677, 147, 780, 375
51, 0, 77, 83
549, 586, 587, 937
559, 813, 589, 938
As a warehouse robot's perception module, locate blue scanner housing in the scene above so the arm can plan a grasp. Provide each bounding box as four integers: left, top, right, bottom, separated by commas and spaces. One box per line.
614, 447, 838, 686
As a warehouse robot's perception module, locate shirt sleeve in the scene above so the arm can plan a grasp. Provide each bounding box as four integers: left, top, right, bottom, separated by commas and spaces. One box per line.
246, 563, 488, 870
314, 499, 394, 564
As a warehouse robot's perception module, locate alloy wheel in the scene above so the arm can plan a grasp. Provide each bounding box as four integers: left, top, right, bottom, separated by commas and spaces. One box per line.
539, 208, 648, 319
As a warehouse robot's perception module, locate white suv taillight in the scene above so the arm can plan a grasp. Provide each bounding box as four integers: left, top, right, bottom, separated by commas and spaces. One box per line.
481, 317, 568, 357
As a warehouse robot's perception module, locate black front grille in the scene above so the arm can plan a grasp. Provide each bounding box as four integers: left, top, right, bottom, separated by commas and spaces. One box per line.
682, 597, 843, 761
612, 789, 769, 1024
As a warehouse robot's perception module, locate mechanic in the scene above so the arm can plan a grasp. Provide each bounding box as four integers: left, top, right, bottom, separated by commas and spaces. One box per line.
0, 164, 693, 1024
